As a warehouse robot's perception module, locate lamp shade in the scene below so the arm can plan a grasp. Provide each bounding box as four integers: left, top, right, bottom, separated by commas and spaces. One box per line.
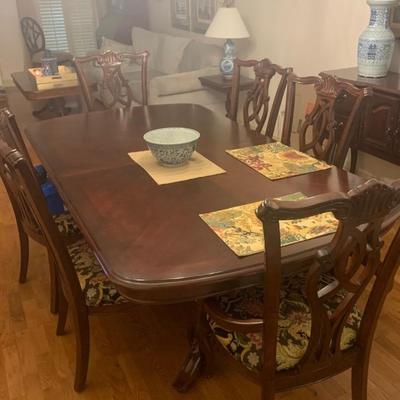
205, 7, 250, 39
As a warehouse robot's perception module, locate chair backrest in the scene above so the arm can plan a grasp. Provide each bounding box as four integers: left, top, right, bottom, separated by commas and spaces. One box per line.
0, 139, 86, 310
256, 179, 400, 392
20, 17, 45, 57
0, 108, 35, 173
282, 73, 372, 168
229, 58, 293, 138
74, 50, 149, 111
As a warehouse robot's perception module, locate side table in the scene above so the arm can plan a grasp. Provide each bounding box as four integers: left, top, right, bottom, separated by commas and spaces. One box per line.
198, 74, 253, 117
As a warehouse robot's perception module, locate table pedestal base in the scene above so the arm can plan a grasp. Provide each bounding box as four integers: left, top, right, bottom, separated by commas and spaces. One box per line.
173, 304, 215, 392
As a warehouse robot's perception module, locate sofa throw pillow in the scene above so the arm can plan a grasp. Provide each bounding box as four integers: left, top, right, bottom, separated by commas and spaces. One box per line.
100, 37, 135, 54
158, 35, 192, 75
132, 27, 161, 71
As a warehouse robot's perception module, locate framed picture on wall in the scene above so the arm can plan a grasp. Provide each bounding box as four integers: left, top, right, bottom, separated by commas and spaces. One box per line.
191, 0, 217, 34
391, 6, 400, 38
171, 0, 191, 31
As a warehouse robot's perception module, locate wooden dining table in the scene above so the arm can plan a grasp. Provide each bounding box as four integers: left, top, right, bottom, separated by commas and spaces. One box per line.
24, 103, 365, 389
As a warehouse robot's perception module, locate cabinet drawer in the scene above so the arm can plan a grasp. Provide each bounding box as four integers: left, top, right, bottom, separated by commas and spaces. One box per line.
360, 93, 400, 164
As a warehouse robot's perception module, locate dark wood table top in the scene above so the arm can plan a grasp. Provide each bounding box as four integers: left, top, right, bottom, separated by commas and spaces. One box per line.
25, 104, 365, 304
11, 71, 82, 101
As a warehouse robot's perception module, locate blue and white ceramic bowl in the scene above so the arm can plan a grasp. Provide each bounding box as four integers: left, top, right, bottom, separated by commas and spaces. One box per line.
144, 127, 200, 167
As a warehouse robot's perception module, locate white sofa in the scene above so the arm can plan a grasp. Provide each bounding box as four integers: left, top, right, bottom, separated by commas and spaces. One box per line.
98, 27, 226, 109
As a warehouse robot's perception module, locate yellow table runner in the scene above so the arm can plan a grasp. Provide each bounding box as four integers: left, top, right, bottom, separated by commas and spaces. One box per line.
128, 151, 226, 185
227, 142, 331, 180
200, 193, 338, 257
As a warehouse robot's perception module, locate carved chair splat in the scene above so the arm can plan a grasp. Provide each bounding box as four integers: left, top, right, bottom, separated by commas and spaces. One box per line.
74, 50, 149, 111
20, 17, 46, 59
229, 58, 293, 139
282, 73, 372, 169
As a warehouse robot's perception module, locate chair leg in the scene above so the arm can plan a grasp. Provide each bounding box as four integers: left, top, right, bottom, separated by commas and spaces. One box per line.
47, 249, 59, 314
17, 221, 29, 284
352, 356, 370, 400
72, 310, 90, 392
56, 280, 68, 336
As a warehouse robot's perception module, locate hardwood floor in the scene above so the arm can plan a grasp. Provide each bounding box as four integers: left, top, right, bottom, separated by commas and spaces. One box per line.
1, 88, 400, 399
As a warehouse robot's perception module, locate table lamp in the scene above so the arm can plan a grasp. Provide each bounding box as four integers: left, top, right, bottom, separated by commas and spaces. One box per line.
205, 7, 250, 80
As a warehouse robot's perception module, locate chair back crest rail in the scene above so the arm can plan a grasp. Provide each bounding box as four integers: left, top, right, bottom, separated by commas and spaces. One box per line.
74, 50, 149, 111
282, 73, 372, 168
254, 179, 400, 393
20, 17, 45, 57
229, 58, 293, 138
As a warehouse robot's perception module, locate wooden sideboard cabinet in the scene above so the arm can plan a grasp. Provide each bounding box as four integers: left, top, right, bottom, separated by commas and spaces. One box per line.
325, 67, 400, 168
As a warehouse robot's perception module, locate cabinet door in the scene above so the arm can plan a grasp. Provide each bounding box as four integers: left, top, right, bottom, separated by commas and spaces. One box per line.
361, 93, 400, 164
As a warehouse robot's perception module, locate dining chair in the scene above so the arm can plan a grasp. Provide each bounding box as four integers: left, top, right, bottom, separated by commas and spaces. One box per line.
201, 179, 400, 400
74, 50, 149, 111
20, 17, 73, 67
0, 139, 135, 392
0, 108, 81, 314
228, 58, 293, 138
281, 73, 372, 169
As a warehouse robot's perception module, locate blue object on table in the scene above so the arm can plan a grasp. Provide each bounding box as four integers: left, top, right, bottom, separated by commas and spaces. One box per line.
41, 180, 65, 215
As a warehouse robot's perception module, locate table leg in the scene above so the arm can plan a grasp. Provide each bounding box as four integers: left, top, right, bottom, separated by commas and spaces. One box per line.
173, 303, 215, 393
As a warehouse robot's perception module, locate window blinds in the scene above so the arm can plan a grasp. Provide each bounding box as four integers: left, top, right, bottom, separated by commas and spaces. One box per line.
63, 0, 98, 57
38, 0, 98, 56
38, 0, 69, 53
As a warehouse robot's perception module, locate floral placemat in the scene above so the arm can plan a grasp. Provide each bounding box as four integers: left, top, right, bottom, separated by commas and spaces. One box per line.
226, 142, 331, 180
200, 192, 338, 257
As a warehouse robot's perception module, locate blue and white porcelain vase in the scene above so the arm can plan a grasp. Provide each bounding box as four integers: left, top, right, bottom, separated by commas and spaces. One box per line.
358, 0, 398, 78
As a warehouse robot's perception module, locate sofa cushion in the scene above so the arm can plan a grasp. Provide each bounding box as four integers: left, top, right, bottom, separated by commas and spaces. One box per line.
100, 37, 134, 54
158, 34, 192, 74
125, 69, 165, 103
149, 67, 218, 97
132, 27, 162, 70
178, 41, 221, 72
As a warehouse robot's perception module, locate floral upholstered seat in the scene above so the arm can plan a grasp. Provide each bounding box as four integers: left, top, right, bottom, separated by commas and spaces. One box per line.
68, 240, 129, 307
53, 212, 81, 237
208, 273, 362, 372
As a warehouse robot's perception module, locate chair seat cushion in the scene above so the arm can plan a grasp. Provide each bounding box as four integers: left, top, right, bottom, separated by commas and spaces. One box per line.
208, 273, 362, 373
53, 212, 81, 237
68, 240, 129, 307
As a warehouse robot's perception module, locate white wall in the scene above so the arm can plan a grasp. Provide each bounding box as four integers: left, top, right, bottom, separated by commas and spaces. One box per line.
0, 0, 26, 85
148, 0, 370, 75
